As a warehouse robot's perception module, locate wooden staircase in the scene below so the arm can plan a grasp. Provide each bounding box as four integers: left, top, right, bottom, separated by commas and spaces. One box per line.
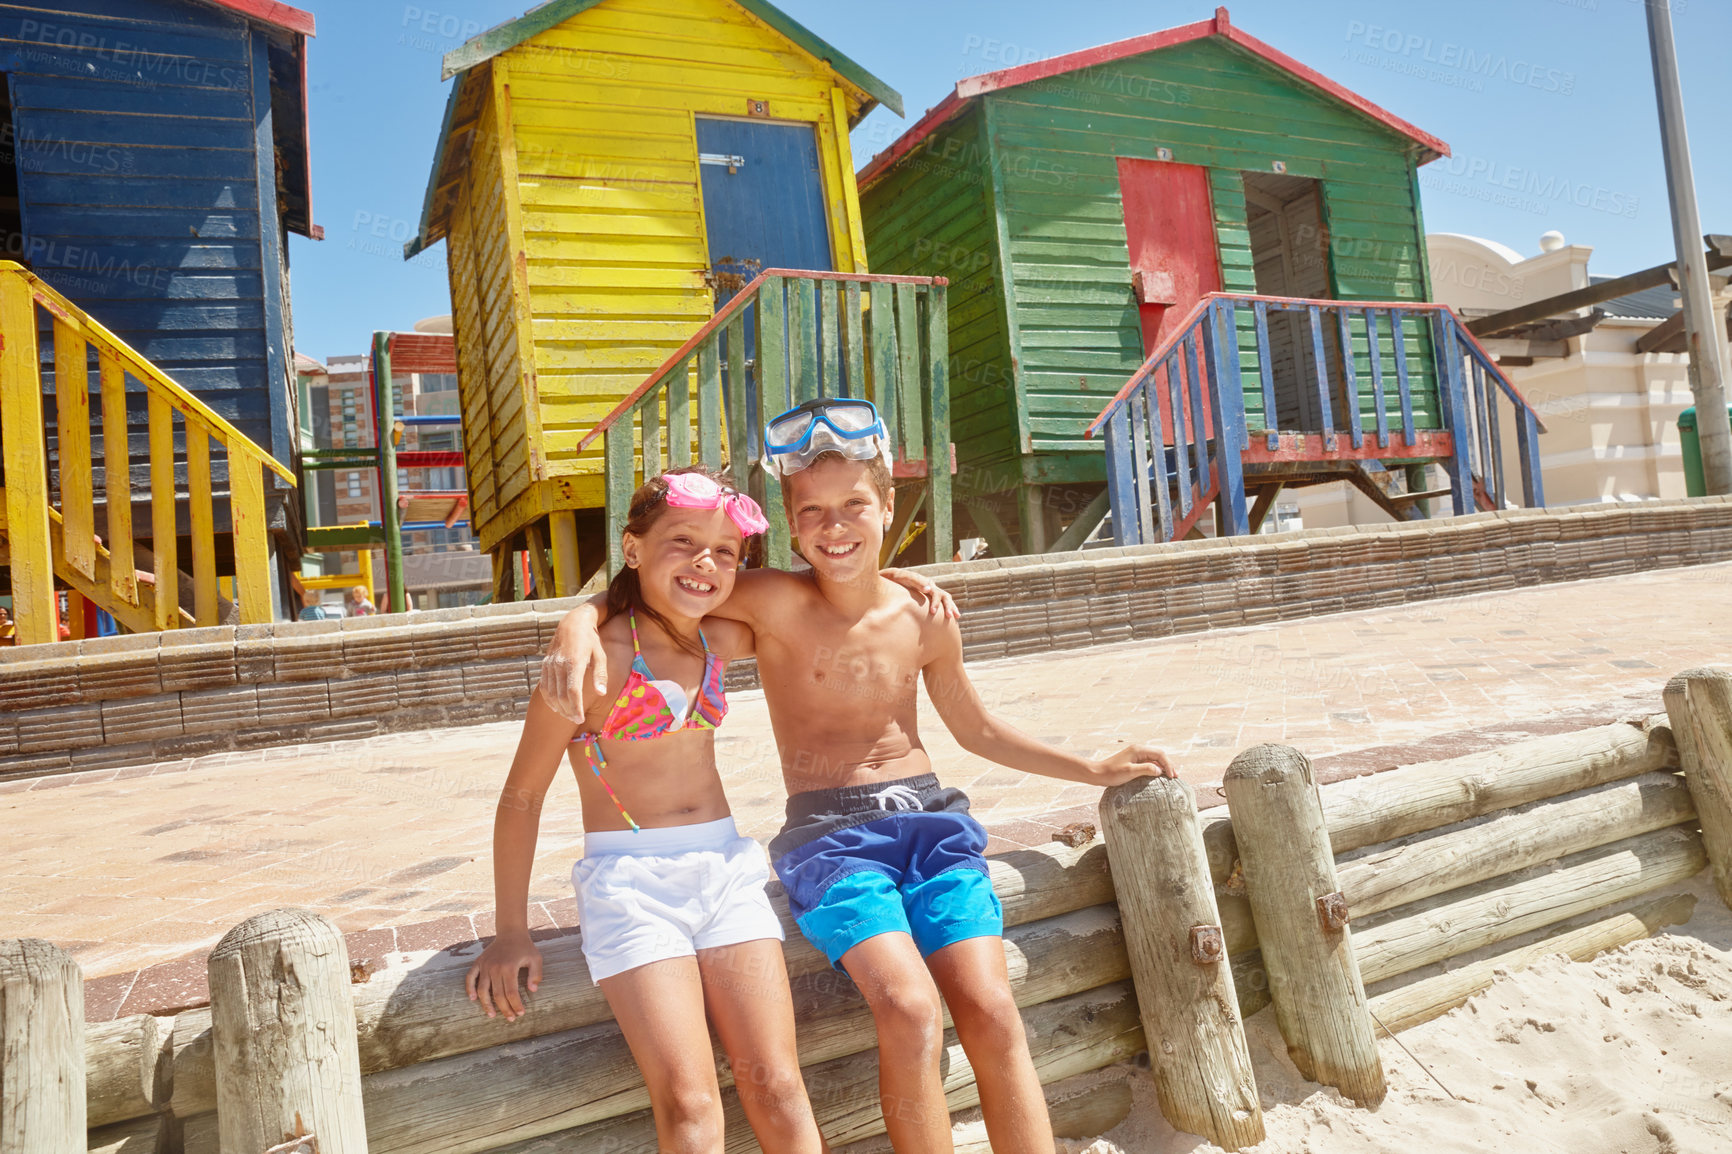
0, 261, 294, 644
1088, 293, 1546, 545
581, 269, 953, 574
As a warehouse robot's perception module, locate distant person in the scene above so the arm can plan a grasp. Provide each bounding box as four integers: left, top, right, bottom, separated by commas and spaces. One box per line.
298, 589, 332, 621
0, 607, 14, 645
346, 586, 377, 617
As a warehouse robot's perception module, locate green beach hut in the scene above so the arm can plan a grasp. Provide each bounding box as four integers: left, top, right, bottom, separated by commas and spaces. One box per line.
858, 7, 1507, 552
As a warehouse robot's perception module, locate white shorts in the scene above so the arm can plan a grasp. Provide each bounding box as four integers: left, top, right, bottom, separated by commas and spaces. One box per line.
573, 816, 785, 983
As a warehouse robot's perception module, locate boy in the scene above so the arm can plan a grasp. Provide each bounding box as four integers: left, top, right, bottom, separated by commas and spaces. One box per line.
543, 398, 1173, 1153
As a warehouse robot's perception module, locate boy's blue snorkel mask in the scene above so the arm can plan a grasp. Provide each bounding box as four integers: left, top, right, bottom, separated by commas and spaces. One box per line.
761, 398, 892, 478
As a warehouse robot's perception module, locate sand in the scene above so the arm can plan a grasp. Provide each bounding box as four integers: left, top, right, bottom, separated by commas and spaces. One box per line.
1066, 874, 1732, 1154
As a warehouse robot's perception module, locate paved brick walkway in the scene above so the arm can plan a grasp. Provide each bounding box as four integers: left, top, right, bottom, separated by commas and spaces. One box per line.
5, 561, 1728, 979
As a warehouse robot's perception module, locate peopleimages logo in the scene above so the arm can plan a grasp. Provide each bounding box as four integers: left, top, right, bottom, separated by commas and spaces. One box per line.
1343, 22, 1576, 96
1422, 154, 1640, 219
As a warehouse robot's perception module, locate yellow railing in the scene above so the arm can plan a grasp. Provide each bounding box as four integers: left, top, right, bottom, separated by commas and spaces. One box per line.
299, 542, 374, 594
0, 261, 294, 644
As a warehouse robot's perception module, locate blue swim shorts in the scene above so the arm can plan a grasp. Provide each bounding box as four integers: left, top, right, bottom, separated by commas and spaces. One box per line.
769, 774, 1004, 969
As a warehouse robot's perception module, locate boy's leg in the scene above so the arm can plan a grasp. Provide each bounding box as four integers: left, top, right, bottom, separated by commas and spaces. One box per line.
927, 936, 1053, 1154
697, 938, 825, 1154
840, 931, 955, 1154
598, 958, 726, 1154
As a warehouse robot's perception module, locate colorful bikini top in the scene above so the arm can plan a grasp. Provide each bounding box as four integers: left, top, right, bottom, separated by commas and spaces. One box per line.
572, 610, 728, 831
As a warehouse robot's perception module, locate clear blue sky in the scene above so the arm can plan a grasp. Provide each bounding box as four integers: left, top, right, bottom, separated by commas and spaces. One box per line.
289, 0, 1731, 362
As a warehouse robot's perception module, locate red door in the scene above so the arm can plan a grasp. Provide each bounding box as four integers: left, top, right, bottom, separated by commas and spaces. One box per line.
1117, 158, 1221, 442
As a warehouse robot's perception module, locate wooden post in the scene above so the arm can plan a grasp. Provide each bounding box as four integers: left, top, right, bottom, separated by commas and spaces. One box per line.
373, 331, 407, 616
1665, 667, 1732, 908
548, 509, 581, 598
1098, 777, 1264, 1150
207, 909, 368, 1154
0, 939, 86, 1153
1224, 745, 1386, 1106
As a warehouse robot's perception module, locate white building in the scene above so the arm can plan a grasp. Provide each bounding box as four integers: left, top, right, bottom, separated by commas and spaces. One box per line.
1293, 231, 1731, 529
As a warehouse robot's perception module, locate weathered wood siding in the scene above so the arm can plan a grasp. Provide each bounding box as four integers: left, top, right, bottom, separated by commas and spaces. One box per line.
987, 36, 1439, 466
859, 104, 1021, 485
1, 0, 295, 479
488, 0, 869, 515
445, 74, 532, 540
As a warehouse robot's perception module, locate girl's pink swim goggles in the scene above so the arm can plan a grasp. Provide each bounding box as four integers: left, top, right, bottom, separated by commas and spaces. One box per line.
661, 472, 769, 537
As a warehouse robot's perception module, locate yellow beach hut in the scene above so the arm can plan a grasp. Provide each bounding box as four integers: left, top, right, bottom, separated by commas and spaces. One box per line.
405, 0, 902, 593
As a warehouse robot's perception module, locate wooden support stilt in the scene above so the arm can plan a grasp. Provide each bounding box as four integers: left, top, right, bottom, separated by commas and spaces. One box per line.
1018, 483, 1050, 553
490, 548, 514, 606
1099, 777, 1264, 1149
0, 939, 86, 1153
1049, 487, 1110, 552
962, 498, 1016, 559
207, 909, 368, 1154
1403, 463, 1432, 518
1224, 744, 1386, 1106
548, 509, 581, 598
1247, 483, 1283, 533
523, 521, 556, 602
1665, 667, 1732, 909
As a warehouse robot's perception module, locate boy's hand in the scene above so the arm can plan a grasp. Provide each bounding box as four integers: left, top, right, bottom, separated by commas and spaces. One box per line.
466, 929, 544, 1022
539, 607, 608, 722
881, 568, 961, 621
1092, 742, 1177, 786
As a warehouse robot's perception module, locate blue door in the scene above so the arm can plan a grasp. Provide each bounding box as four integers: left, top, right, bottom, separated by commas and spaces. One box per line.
695, 118, 834, 441
695, 117, 833, 295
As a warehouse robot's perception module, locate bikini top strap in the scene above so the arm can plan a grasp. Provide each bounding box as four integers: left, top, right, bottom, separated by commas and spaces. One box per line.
696, 624, 711, 655
628, 608, 642, 656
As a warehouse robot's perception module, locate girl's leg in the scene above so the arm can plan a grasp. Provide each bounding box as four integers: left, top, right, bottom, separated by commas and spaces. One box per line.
599, 957, 727, 1154
696, 938, 825, 1154
840, 932, 955, 1154
926, 936, 1052, 1154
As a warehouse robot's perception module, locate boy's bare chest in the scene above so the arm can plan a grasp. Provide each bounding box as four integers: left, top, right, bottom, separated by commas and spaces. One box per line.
760, 617, 922, 704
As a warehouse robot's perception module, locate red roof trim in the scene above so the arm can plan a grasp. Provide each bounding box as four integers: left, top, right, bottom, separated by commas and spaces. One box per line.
200, 0, 316, 37
1216, 20, 1447, 161
856, 89, 968, 189
952, 14, 1217, 101
858, 6, 1446, 190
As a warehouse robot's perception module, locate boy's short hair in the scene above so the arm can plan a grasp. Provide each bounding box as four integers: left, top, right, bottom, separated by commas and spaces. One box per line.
778, 449, 893, 503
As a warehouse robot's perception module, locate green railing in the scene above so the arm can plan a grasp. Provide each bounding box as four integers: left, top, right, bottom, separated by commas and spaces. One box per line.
577, 270, 951, 574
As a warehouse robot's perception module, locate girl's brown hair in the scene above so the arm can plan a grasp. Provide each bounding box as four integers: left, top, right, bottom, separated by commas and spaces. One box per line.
606, 465, 759, 655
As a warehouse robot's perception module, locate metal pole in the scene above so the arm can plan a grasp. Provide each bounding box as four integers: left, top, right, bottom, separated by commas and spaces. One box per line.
1646, 0, 1731, 494
373, 331, 408, 612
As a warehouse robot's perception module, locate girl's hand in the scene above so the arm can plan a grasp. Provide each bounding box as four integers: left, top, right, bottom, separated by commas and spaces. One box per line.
465, 930, 544, 1022
882, 568, 961, 621
1092, 743, 1177, 787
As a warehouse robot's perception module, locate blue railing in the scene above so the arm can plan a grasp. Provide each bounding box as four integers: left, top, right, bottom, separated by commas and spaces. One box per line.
1086, 293, 1545, 546
1087, 296, 1250, 544
1433, 308, 1547, 515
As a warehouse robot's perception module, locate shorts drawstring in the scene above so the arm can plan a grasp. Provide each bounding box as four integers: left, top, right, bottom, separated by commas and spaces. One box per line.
872, 783, 922, 811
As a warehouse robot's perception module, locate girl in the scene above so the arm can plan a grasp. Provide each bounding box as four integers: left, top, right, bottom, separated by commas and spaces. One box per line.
466, 467, 822, 1154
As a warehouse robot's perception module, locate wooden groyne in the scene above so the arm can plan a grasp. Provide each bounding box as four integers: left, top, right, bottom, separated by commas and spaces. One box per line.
5, 670, 1727, 1154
